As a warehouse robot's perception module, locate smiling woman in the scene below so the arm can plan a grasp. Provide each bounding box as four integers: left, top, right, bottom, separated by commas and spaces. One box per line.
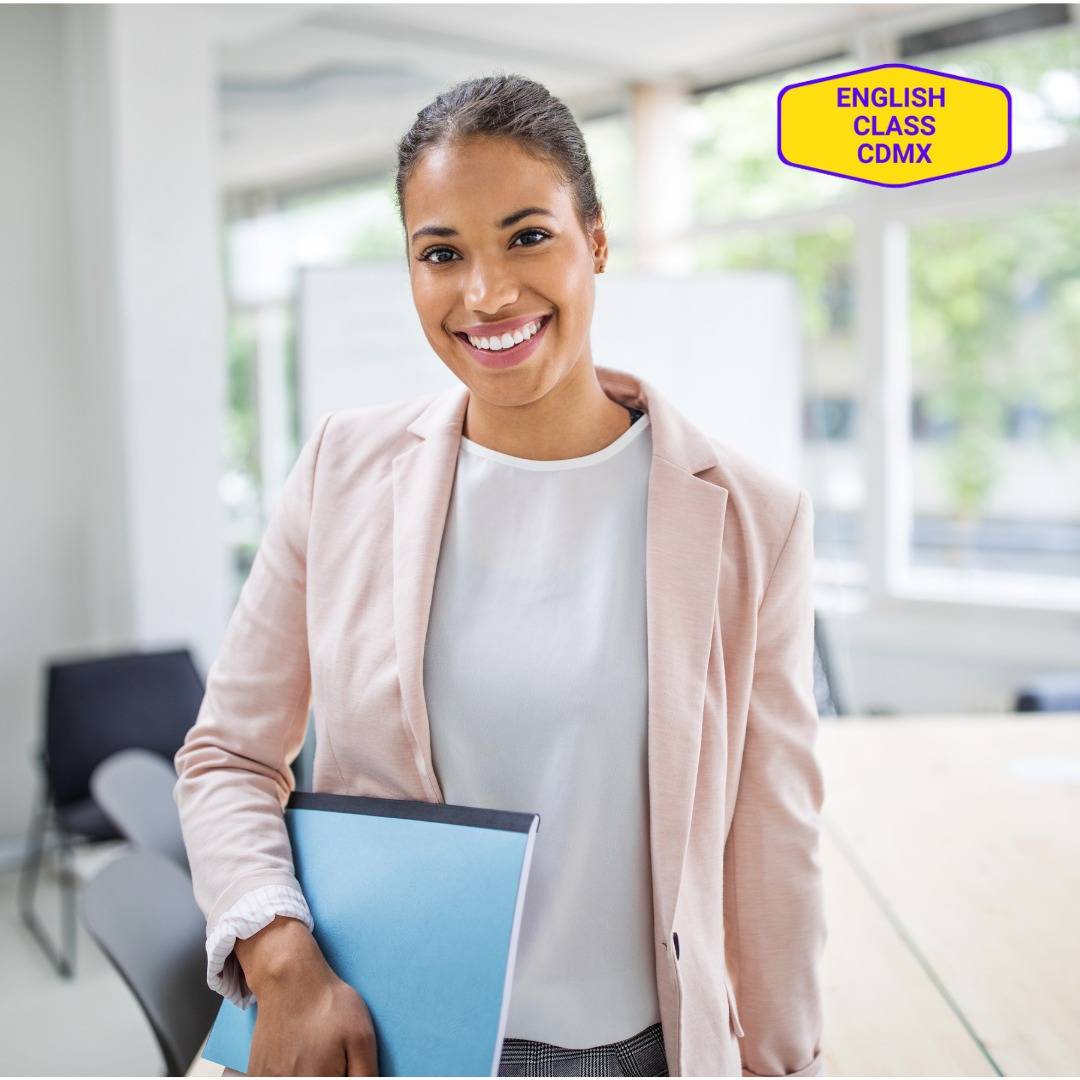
175, 71, 825, 1080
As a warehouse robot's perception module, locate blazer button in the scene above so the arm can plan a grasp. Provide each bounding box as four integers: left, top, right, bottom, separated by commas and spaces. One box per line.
672, 931, 680, 960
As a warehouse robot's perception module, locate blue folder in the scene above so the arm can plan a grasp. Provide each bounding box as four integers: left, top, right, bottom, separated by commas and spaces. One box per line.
201, 791, 540, 1076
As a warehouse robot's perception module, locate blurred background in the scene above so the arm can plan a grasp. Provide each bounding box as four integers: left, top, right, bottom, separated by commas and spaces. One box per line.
1, 2, 1078, 1076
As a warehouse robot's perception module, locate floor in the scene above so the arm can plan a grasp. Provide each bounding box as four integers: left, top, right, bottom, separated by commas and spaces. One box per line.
2, 713, 1078, 1076
0, 838, 166, 1075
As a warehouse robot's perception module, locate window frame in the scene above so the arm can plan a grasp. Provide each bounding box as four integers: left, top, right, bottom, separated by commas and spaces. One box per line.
681, 6, 1080, 613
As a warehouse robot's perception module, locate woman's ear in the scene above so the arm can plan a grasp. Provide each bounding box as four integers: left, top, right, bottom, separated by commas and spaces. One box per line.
591, 213, 609, 275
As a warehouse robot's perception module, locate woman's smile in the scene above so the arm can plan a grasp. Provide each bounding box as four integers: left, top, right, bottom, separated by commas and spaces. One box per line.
451, 312, 554, 370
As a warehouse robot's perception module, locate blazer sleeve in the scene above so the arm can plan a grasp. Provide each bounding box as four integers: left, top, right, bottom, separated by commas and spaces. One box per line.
173, 411, 334, 932
724, 489, 827, 1077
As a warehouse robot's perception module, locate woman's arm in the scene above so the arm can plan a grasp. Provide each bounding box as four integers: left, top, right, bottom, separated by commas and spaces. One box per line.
173, 412, 380, 1075
724, 489, 827, 1077
172, 412, 333, 956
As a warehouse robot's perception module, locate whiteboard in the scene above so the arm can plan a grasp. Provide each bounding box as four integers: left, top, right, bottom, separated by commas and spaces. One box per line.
297, 263, 802, 483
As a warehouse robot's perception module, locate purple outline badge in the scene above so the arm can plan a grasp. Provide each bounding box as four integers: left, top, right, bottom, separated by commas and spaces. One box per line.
776, 61, 1012, 188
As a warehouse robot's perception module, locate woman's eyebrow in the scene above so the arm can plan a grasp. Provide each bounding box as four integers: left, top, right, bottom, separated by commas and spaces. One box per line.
410, 206, 555, 244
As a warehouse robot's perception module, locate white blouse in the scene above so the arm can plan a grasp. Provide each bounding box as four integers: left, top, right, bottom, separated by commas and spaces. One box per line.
205, 409, 659, 1049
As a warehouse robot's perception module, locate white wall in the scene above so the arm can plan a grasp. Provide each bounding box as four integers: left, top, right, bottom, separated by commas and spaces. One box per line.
0, 4, 230, 851
102, 7, 229, 658
0, 5, 90, 841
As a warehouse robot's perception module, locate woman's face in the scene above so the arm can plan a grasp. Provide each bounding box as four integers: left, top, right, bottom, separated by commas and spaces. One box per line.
402, 136, 607, 407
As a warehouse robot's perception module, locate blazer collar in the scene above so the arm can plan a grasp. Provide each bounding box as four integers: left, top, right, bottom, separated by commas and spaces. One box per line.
406, 364, 722, 478
394, 364, 728, 1012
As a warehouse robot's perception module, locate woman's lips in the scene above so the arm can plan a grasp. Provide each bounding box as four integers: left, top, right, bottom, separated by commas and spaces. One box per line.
453, 314, 552, 370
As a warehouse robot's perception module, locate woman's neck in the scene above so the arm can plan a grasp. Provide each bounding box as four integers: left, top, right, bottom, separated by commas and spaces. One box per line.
461, 361, 633, 461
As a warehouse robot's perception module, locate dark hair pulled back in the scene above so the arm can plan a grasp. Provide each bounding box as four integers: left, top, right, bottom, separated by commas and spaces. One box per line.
394, 73, 605, 239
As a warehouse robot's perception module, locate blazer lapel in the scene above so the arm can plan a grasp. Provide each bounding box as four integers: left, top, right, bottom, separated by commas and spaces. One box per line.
645, 457, 728, 944
389, 367, 728, 961
391, 385, 469, 805
618, 369, 727, 957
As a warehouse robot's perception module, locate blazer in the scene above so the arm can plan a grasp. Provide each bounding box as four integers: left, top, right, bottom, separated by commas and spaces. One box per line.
172, 364, 827, 1078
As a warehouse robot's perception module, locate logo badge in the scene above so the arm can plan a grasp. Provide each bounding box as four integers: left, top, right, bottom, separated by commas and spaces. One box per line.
777, 62, 1011, 187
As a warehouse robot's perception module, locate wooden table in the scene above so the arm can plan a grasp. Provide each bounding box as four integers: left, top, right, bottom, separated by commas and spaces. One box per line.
816, 712, 1080, 1076
191, 713, 1080, 1076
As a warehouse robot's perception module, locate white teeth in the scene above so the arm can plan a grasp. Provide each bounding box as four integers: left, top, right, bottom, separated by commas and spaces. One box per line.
467, 318, 545, 351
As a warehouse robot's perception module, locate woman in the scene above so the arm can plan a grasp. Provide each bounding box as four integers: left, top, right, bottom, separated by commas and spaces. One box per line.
174, 74, 826, 1078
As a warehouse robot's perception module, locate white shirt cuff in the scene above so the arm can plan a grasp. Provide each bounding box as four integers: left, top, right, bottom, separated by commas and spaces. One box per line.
205, 883, 314, 1010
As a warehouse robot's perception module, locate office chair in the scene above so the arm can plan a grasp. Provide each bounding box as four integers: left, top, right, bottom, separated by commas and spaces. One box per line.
91, 748, 190, 872
1014, 671, 1080, 712
79, 848, 221, 1077
813, 611, 846, 717
18, 648, 205, 977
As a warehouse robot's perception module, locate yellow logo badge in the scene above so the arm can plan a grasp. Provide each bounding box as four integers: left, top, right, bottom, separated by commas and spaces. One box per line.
778, 62, 1011, 187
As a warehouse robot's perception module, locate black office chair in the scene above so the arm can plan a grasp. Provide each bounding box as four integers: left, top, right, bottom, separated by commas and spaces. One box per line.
18, 648, 205, 977
1014, 672, 1080, 712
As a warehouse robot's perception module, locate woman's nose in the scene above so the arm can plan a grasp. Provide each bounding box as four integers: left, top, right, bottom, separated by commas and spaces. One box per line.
463, 259, 520, 313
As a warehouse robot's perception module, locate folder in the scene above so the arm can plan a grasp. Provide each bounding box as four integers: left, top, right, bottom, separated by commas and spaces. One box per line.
201, 791, 540, 1076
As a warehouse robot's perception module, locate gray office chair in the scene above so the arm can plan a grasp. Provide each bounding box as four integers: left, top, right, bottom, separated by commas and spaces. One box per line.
90, 749, 189, 872
79, 849, 220, 1076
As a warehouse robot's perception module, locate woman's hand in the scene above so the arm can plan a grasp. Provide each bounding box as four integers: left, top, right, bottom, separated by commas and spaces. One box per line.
234, 915, 380, 1076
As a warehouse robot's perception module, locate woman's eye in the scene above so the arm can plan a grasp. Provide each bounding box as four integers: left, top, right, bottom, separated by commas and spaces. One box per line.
512, 228, 551, 247
417, 229, 550, 265
418, 247, 457, 265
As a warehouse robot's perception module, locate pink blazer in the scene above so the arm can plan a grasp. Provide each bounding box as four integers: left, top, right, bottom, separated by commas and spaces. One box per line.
173, 364, 826, 1077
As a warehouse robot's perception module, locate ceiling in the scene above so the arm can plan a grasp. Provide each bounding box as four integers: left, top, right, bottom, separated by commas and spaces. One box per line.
207, 2, 989, 194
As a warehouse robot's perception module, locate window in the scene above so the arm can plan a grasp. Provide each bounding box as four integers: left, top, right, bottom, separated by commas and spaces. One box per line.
582, 111, 633, 255
907, 199, 1080, 579
686, 58, 862, 570
695, 219, 861, 566
903, 12, 1080, 154
223, 177, 400, 597
222, 309, 262, 598
688, 56, 852, 223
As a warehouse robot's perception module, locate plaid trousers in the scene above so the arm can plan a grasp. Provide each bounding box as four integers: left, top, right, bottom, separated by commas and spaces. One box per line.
498, 1021, 668, 1077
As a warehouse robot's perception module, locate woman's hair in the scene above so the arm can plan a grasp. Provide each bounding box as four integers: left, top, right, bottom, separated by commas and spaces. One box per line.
394, 73, 605, 239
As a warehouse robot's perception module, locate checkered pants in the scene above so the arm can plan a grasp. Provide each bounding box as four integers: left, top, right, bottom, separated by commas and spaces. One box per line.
498, 1021, 668, 1076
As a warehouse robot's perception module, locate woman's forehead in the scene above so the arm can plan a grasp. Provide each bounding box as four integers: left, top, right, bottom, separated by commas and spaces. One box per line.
404, 140, 569, 223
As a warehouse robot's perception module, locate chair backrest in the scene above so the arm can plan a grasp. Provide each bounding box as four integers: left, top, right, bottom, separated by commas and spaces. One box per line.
91, 748, 190, 872
79, 848, 221, 1076
44, 648, 205, 808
